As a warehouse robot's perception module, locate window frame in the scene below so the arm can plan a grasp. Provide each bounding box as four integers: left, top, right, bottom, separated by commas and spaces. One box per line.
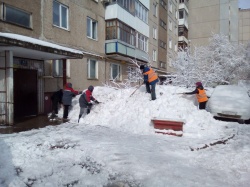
87, 17, 98, 40
169, 1, 173, 13
87, 59, 98, 79
169, 38, 172, 49
110, 63, 122, 81
2, 3, 32, 29
53, 0, 69, 30
169, 20, 172, 31
52, 59, 70, 78
153, 27, 157, 39
153, 49, 157, 62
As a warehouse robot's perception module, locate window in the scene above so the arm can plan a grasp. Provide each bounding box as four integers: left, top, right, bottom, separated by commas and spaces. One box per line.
160, 0, 167, 10
3, 4, 31, 28
153, 27, 157, 39
53, 1, 68, 29
117, 0, 135, 15
169, 20, 172, 31
52, 59, 70, 77
179, 10, 184, 19
160, 40, 166, 49
110, 63, 121, 81
153, 3, 157, 17
87, 17, 97, 40
160, 61, 166, 68
137, 32, 148, 52
160, 19, 167, 30
153, 50, 157, 61
106, 20, 135, 46
169, 1, 173, 13
135, 1, 148, 23
88, 59, 98, 79
169, 38, 172, 49
175, 26, 178, 35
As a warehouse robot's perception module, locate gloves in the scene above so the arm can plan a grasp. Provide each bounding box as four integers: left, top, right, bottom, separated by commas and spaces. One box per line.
88, 102, 93, 106
95, 100, 99, 104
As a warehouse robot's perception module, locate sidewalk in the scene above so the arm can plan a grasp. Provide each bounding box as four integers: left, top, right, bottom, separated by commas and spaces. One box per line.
0, 115, 62, 134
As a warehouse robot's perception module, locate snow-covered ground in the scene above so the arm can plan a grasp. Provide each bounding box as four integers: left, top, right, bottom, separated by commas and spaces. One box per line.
0, 85, 249, 187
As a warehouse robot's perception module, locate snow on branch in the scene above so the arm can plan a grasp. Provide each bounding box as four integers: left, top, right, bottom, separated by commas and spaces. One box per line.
102, 58, 144, 89
171, 34, 249, 87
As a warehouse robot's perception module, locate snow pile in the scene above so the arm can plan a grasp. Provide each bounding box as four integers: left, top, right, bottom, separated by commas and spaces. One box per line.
1, 85, 249, 187
58, 85, 235, 144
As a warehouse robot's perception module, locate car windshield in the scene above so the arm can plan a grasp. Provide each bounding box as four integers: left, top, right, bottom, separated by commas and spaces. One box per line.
212, 86, 248, 99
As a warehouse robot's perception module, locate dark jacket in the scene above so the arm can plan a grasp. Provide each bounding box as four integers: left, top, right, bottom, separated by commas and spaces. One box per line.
79, 90, 96, 108
62, 83, 79, 105
51, 89, 63, 104
185, 85, 204, 95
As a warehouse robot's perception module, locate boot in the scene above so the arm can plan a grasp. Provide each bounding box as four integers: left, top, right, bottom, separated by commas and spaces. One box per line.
78, 115, 82, 123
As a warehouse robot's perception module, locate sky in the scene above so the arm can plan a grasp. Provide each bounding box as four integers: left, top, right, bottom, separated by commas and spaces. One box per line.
239, 0, 250, 9
0, 85, 250, 187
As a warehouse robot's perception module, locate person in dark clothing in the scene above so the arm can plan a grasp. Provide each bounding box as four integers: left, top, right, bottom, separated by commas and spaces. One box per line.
140, 65, 159, 100
50, 89, 63, 118
78, 85, 99, 123
184, 82, 208, 110
62, 82, 81, 121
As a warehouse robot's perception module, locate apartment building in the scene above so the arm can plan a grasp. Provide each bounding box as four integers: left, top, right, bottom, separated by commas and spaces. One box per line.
2, 0, 173, 125
188, 0, 239, 47
166, 0, 178, 72
238, 8, 250, 45
178, 0, 189, 48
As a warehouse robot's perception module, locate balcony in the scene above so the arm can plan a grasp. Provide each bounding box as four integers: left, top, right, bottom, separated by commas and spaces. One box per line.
179, 0, 189, 12
105, 39, 148, 62
179, 19, 188, 29
105, 4, 149, 37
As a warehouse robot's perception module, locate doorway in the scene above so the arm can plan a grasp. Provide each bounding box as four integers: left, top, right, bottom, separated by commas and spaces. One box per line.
14, 69, 38, 121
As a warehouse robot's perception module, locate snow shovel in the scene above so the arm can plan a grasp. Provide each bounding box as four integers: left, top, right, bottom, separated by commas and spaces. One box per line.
128, 82, 143, 98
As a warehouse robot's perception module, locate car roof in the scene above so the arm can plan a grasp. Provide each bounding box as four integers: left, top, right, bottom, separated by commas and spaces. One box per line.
212, 85, 248, 98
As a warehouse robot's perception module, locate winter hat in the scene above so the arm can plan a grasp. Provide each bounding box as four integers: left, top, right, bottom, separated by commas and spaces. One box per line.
195, 82, 202, 86
88, 85, 94, 92
66, 82, 72, 88
140, 65, 145, 69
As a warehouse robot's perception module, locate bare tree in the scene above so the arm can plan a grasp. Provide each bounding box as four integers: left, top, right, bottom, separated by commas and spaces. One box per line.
102, 58, 143, 89
171, 34, 249, 87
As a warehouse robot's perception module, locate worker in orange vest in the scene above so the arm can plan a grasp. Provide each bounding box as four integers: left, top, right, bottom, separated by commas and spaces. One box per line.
184, 82, 208, 109
140, 65, 159, 100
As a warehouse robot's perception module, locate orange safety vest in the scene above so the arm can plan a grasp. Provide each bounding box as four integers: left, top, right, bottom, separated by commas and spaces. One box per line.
143, 68, 158, 83
196, 88, 208, 103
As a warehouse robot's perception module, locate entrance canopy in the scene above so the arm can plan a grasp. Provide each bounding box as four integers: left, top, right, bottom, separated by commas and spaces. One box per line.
0, 32, 83, 60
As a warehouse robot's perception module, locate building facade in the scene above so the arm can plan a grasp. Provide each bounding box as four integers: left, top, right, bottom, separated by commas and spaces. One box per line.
188, 0, 239, 47
0, 0, 180, 125
178, 0, 189, 49
238, 8, 250, 45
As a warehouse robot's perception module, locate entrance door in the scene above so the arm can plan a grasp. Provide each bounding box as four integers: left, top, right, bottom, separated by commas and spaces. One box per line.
14, 69, 38, 120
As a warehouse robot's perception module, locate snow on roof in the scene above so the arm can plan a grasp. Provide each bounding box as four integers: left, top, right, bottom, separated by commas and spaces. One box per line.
0, 32, 83, 54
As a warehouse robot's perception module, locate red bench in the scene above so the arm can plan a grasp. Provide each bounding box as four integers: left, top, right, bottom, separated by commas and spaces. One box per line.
151, 118, 185, 137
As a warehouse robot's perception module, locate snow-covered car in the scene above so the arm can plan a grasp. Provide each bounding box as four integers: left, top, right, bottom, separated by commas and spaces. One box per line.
206, 85, 250, 123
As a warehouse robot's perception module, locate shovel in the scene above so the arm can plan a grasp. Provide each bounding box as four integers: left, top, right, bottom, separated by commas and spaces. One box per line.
128, 82, 143, 98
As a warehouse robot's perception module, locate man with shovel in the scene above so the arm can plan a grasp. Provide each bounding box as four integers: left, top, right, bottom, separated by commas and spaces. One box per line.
78, 85, 100, 123
140, 65, 159, 100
